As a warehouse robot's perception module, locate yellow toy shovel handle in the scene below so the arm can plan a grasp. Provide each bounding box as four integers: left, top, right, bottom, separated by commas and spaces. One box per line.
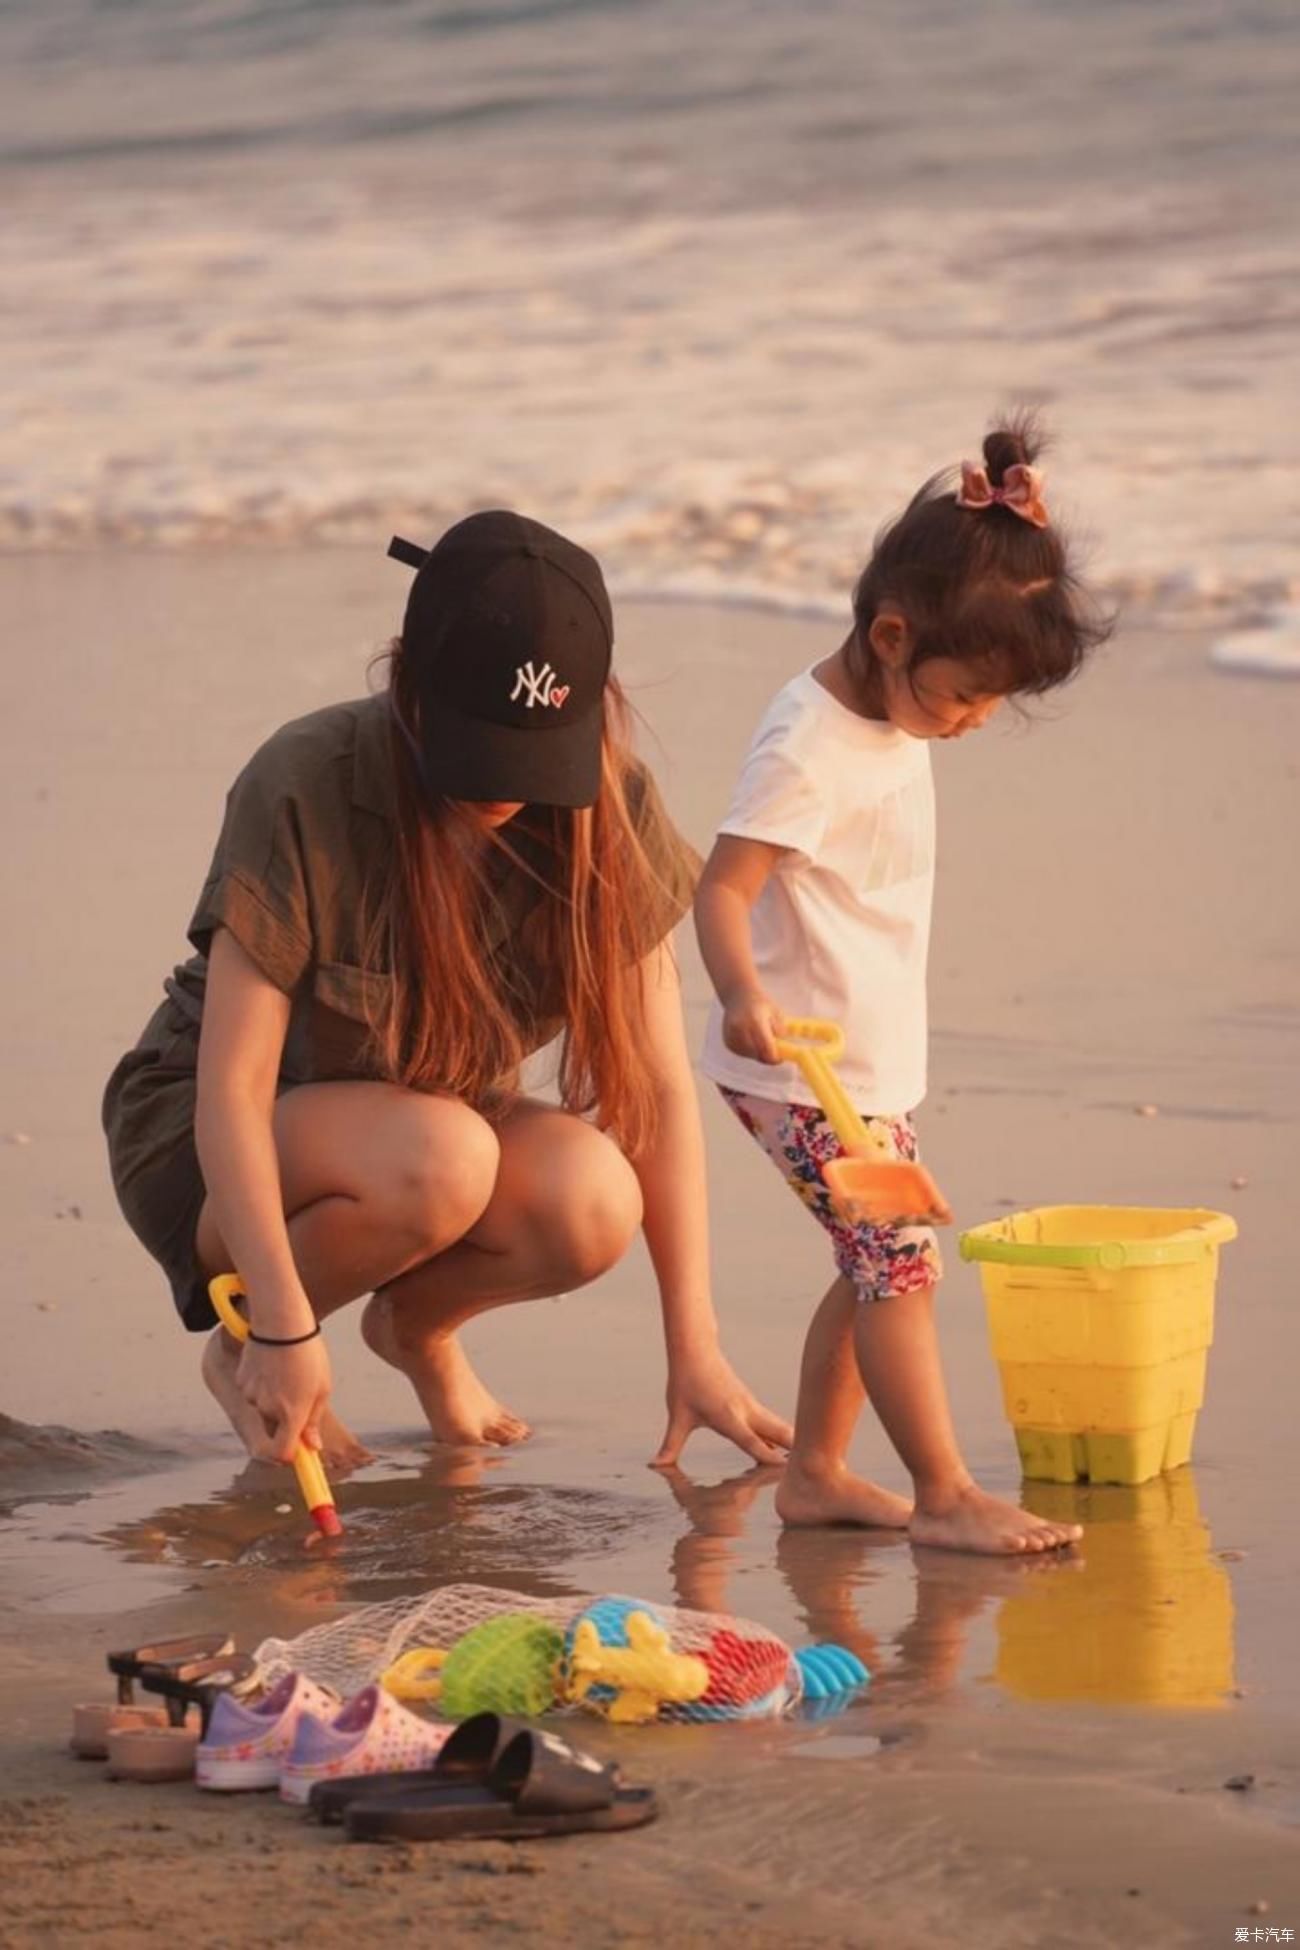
773, 1018, 891, 1159
208, 1272, 253, 1342
207, 1274, 341, 1537
774, 1017, 846, 1063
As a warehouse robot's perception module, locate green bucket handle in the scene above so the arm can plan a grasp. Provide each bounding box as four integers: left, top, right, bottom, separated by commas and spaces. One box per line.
959, 1208, 1237, 1272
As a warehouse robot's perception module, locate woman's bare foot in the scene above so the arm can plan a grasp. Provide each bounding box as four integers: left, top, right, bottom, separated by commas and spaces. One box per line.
201, 1330, 372, 1470
775, 1457, 912, 1529
361, 1292, 531, 1447
910, 1482, 1081, 1555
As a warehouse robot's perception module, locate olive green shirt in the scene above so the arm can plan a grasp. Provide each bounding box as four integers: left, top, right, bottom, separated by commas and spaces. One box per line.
148, 693, 699, 1086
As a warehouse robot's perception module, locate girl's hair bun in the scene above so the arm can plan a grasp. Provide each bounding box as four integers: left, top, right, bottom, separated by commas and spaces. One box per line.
850, 405, 1111, 699
982, 410, 1044, 488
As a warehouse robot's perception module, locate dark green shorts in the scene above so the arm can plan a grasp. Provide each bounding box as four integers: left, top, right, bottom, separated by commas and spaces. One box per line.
102, 1023, 214, 1332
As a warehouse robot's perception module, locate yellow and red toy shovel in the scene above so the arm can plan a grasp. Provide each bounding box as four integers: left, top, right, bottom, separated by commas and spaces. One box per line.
208, 1273, 342, 1538
773, 1019, 953, 1227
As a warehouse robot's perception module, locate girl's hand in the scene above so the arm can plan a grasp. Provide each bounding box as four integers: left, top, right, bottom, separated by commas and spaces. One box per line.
721, 989, 785, 1065
652, 1349, 793, 1468
235, 1336, 333, 1464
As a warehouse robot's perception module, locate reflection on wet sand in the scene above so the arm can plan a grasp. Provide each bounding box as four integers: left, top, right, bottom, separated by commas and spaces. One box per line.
782, 1531, 1088, 1703
101, 1446, 664, 1622
97, 1452, 1236, 1715
658, 1463, 785, 1617
663, 1464, 1082, 1703
996, 1472, 1235, 1707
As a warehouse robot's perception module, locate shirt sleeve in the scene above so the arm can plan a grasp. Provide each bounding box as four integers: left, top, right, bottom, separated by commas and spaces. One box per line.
187, 742, 314, 994
622, 758, 702, 957
716, 728, 827, 862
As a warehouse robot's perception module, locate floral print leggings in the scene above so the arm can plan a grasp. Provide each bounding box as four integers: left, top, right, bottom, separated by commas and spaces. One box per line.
719, 1087, 943, 1302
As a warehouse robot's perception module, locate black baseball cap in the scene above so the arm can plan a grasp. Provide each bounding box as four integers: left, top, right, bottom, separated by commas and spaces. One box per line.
388, 511, 613, 809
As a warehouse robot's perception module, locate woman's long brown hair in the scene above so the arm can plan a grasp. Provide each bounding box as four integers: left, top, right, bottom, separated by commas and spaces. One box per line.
363, 645, 675, 1158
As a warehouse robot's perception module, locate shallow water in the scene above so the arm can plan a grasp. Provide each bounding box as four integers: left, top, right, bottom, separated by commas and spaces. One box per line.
0, 1426, 1262, 1725
2, 0, 1298, 609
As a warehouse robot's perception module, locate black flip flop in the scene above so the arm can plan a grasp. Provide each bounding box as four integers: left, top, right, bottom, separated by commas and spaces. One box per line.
308, 1711, 534, 1824
138, 1653, 257, 1734
344, 1726, 657, 1844
106, 1633, 235, 1706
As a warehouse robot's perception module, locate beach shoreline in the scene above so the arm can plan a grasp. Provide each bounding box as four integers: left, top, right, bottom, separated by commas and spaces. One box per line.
4, 0, 1298, 618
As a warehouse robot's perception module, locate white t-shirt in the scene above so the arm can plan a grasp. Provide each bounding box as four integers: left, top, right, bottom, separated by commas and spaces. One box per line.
700, 667, 935, 1115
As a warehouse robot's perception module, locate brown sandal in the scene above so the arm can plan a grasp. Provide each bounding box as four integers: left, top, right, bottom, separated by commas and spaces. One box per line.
71, 1634, 236, 1759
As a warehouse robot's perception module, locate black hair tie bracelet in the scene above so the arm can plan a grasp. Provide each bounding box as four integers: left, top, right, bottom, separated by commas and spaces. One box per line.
247, 1324, 322, 1347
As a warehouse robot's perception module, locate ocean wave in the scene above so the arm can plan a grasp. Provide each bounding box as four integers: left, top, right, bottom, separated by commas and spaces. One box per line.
1, 3, 1295, 624
1, 484, 1294, 626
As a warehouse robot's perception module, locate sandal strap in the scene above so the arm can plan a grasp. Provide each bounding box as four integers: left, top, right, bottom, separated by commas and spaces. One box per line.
139, 1654, 257, 1732
107, 1633, 234, 1703
431, 1712, 528, 1781
492, 1730, 616, 1815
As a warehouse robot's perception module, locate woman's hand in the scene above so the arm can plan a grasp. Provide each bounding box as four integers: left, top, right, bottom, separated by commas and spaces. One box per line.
235, 1336, 333, 1464
652, 1348, 793, 1468
721, 989, 785, 1065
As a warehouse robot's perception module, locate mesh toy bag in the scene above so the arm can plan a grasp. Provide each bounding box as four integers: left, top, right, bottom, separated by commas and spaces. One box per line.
254, 1582, 804, 1725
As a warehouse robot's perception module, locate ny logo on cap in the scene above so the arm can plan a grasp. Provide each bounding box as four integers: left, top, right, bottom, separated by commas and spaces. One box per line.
511, 660, 571, 710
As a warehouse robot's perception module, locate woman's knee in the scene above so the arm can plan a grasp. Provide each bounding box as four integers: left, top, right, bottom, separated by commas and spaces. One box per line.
533, 1138, 643, 1288
386, 1100, 500, 1254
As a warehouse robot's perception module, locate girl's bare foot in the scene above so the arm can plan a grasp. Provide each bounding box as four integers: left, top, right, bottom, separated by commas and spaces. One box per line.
910, 1483, 1081, 1555
361, 1292, 531, 1447
201, 1330, 372, 1470
775, 1457, 912, 1529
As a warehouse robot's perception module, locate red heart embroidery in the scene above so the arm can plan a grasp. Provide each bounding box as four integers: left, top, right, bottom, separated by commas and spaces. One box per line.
549, 686, 570, 708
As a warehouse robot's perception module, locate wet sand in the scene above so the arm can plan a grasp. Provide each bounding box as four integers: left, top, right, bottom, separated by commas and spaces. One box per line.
2, 552, 1298, 1945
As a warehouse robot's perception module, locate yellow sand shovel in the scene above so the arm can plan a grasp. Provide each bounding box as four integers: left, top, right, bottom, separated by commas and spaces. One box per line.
773, 1019, 953, 1226
208, 1273, 342, 1538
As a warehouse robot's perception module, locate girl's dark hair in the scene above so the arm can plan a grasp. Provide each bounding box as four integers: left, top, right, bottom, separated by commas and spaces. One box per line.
852, 412, 1110, 697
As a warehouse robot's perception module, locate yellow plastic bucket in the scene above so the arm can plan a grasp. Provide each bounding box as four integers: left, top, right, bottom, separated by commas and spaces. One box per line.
959, 1206, 1237, 1485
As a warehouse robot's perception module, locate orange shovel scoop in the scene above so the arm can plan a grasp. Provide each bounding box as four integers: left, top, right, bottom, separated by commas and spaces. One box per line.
207, 1274, 342, 1538
773, 1019, 953, 1227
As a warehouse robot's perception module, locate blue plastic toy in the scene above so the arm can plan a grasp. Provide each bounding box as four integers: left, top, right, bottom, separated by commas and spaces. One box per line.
563, 1597, 654, 1716
795, 1643, 871, 1701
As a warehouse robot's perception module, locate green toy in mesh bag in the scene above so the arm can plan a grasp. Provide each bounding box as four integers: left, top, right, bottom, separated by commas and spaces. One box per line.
379, 1613, 565, 1718
440, 1613, 565, 1718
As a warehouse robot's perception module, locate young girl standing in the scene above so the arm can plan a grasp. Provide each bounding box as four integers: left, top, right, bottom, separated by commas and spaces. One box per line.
695, 420, 1106, 1554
